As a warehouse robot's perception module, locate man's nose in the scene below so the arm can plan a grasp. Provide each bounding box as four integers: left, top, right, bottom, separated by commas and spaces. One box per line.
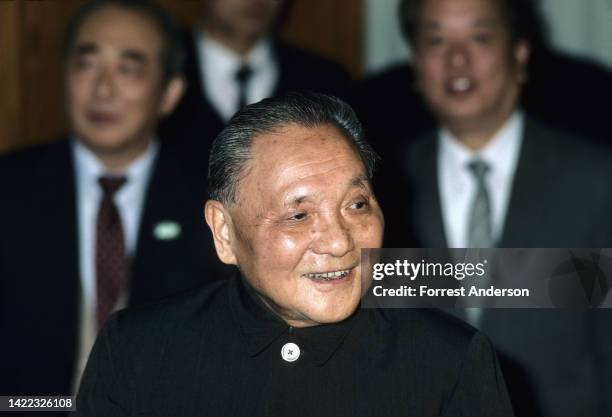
93, 68, 115, 100
447, 44, 470, 68
312, 213, 354, 257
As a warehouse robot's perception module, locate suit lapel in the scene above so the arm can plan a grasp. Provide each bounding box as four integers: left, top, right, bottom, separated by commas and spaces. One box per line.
413, 119, 557, 248
409, 135, 448, 248
43, 140, 80, 316
499, 118, 556, 247
130, 147, 178, 304
182, 29, 225, 128
129, 144, 207, 305
272, 40, 289, 95
36, 140, 80, 391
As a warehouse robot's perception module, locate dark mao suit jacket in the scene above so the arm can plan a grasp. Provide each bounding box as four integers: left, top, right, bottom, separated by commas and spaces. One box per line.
0, 139, 225, 403
76, 275, 514, 417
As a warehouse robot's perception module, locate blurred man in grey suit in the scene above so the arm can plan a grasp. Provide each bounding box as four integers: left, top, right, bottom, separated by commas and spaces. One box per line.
379, 0, 612, 416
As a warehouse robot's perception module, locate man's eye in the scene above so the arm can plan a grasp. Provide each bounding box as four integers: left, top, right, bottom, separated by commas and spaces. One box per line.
119, 62, 143, 76
73, 56, 95, 71
350, 200, 368, 210
289, 212, 307, 221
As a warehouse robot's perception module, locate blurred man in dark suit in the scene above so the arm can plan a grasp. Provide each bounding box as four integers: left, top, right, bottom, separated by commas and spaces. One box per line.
377, 0, 612, 416
0, 0, 223, 405
158, 0, 352, 180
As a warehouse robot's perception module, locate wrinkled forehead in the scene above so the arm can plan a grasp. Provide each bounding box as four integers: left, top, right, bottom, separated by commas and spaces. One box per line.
72, 5, 163, 56
236, 124, 369, 206
418, 0, 505, 29
253, 124, 364, 174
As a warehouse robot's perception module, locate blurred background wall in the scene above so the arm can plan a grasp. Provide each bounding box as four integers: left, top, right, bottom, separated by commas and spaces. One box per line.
1, 0, 611, 154
0, 0, 362, 154
365, 0, 612, 74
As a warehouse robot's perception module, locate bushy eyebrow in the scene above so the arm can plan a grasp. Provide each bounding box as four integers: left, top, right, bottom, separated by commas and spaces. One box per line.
292, 195, 309, 205
286, 175, 370, 207
71, 43, 148, 65
419, 17, 498, 32
351, 175, 369, 190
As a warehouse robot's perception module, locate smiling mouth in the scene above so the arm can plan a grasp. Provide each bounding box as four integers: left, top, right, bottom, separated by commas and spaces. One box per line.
446, 77, 474, 94
303, 269, 352, 282
87, 110, 119, 124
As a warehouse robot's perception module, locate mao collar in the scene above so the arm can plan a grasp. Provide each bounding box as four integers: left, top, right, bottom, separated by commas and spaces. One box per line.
228, 275, 360, 366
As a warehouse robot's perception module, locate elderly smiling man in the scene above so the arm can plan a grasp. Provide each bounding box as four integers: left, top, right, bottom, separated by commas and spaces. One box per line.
76, 93, 513, 417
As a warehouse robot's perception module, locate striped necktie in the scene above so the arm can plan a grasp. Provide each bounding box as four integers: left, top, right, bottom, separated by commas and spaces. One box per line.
96, 176, 127, 329
467, 159, 493, 248
235, 64, 253, 111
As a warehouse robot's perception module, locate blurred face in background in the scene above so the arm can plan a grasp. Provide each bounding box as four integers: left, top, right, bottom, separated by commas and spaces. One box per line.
203, 0, 285, 51
66, 5, 182, 168
412, 0, 529, 137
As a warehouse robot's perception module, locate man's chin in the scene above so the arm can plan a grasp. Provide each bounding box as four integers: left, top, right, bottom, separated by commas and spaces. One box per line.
79, 133, 129, 153
307, 302, 360, 326
79, 133, 152, 160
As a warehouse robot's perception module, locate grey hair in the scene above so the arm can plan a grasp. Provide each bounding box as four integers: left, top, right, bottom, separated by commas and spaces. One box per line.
208, 91, 379, 205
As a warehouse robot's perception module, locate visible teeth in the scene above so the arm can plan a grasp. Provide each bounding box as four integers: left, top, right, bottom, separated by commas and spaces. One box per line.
451, 77, 471, 91
304, 270, 350, 281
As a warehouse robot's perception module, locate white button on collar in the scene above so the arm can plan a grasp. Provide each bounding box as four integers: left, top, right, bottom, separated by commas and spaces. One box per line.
281, 342, 300, 362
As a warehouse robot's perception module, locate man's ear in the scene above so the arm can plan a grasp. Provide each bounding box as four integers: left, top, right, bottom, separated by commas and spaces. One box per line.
159, 76, 185, 116
514, 40, 531, 84
204, 200, 238, 265
412, 51, 425, 93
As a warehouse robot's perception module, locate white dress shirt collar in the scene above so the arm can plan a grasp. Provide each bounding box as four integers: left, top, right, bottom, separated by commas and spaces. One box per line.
197, 34, 275, 73
71, 138, 159, 394
73, 140, 159, 192
196, 31, 278, 121
438, 111, 524, 248
439, 111, 524, 183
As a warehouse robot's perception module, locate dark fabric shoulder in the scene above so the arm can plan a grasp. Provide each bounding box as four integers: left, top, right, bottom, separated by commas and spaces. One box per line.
112, 278, 229, 335
406, 130, 437, 159
355, 63, 417, 119
0, 139, 69, 176
524, 49, 612, 144
275, 40, 350, 78
401, 309, 512, 416
76, 279, 231, 415
525, 117, 612, 158
371, 307, 482, 381
367, 308, 513, 417
274, 40, 352, 100
354, 63, 436, 147
383, 308, 478, 352
89, 279, 231, 373
524, 116, 612, 185
0, 138, 72, 208
360, 63, 415, 89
